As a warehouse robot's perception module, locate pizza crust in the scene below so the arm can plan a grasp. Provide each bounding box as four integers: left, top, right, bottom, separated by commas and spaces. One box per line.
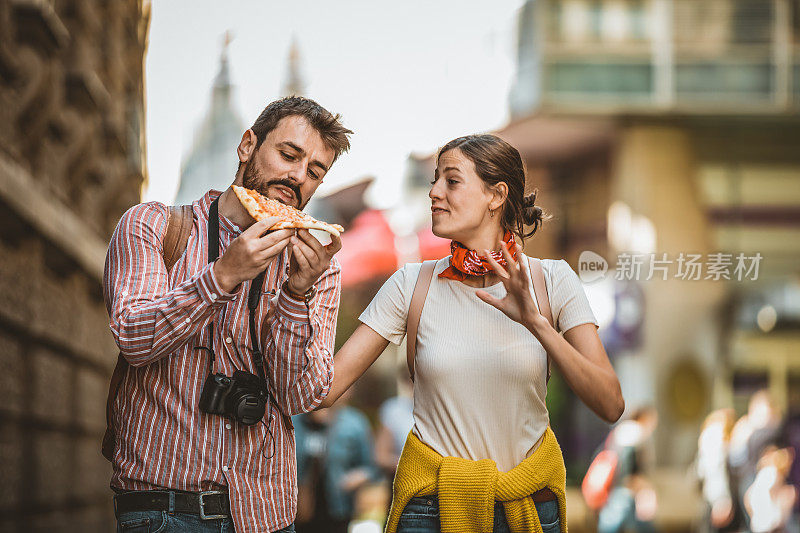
269, 219, 344, 236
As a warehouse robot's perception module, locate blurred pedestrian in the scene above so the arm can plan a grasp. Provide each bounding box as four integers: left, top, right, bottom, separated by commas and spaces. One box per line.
729, 390, 784, 531
745, 446, 797, 532
374, 367, 414, 481
696, 408, 737, 532
320, 134, 625, 532
785, 413, 800, 522
596, 406, 658, 533
294, 392, 377, 533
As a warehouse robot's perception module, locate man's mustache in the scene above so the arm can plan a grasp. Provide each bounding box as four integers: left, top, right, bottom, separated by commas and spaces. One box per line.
266, 179, 303, 207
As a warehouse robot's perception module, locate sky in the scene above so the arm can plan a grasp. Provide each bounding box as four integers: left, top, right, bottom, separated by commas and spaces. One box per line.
143, 0, 525, 208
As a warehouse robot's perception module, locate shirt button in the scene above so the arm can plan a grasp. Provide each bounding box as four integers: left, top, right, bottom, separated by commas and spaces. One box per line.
222, 465, 228, 472
225, 337, 232, 344
225, 423, 232, 430
121, 290, 128, 297
210, 293, 217, 301
184, 318, 191, 324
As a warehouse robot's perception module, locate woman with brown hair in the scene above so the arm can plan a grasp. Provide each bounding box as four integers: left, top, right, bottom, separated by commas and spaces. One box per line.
319, 134, 624, 533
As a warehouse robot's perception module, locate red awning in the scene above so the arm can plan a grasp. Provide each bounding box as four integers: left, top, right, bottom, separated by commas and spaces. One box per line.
336, 209, 398, 287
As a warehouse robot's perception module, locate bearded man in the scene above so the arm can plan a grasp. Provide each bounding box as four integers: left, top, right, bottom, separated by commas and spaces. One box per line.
103, 96, 352, 533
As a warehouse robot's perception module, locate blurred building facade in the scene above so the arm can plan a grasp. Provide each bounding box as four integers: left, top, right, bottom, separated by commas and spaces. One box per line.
174, 36, 311, 206
174, 39, 245, 205
502, 0, 800, 483
0, 0, 150, 530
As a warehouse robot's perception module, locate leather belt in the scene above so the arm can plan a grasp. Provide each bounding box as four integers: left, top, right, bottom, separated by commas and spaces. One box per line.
531, 487, 557, 503
114, 490, 230, 520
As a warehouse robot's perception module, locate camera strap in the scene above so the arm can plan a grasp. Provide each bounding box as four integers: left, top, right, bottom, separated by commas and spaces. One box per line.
207, 194, 291, 446
206, 196, 267, 383
246, 270, 268, 382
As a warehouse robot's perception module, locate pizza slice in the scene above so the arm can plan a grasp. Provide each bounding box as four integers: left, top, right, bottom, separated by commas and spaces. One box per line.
232, 185, 344, 237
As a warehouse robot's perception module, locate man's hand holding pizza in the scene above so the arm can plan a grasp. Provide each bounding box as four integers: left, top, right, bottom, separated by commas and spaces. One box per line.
285, 229, 342, 299
229, 186, 344, 299
214, 217, 293, 293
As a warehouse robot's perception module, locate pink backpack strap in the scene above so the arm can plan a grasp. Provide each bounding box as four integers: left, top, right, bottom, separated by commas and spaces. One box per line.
406, 260, 437, 381
529, 258, 554, 382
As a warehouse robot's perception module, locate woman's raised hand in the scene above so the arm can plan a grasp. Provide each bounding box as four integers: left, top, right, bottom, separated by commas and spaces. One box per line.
475, 241, 551, 334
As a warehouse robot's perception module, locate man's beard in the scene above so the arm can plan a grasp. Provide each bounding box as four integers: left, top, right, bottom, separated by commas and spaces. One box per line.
241, 157, 304, 208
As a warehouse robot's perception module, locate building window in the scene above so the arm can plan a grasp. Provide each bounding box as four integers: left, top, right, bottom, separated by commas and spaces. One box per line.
561, 0, 592, 42
793, 0, 800, 45
589, 0, 604, 40
675, 62, 773, 101
601, 0, 632, 42
629, 0, 647, 41
546, 62, 653, 95
731, 0, 773, 44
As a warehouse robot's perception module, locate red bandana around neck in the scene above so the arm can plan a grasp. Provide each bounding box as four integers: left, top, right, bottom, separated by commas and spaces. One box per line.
439, 231, 518, 281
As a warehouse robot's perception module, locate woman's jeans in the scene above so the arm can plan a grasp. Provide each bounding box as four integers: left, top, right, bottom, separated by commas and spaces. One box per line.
396, 496, 561, 533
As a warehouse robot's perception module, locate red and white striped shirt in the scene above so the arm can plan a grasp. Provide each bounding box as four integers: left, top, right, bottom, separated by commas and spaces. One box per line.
103, 190, 340, 533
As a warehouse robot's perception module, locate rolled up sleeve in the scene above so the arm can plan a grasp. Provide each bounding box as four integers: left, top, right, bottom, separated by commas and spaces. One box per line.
266, 257, 341, 415
103, 203, 236, 367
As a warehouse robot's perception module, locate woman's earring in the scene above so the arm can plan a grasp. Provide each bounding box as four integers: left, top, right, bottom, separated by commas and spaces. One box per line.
489, 208, 495, 218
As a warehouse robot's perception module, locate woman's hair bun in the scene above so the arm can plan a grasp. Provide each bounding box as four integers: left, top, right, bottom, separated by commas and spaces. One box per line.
521, 191, 544, 228
523, 191, 537, 208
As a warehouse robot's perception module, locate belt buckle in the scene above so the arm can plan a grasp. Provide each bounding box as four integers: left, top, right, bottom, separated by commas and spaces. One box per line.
198, 491, 227, 520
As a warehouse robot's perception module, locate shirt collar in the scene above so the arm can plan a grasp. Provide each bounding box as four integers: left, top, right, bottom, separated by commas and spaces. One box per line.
195, 189, 243, 237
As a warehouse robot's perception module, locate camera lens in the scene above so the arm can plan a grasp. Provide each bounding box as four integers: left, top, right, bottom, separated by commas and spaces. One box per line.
232, 393, 265, 426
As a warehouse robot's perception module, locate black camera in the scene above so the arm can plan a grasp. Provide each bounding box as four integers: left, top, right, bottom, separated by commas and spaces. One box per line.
198, 370, 269, 426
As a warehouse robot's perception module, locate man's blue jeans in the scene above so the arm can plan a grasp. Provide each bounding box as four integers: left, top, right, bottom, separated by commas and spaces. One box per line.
395, 496, 561, 533
115, 509, 295, 533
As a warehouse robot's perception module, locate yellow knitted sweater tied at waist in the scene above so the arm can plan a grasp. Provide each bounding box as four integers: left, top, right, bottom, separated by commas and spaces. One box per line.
385, 426, 568, 533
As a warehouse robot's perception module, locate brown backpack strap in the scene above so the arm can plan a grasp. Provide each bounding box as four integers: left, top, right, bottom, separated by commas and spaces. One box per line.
406, 260, 437, 382
163, 205, 194, 271
102, 355, 129, 460
102, 204, 194, 461
528, 257, 554, 383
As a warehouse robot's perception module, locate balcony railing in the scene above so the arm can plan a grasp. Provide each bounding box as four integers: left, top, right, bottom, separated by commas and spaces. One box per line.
531, 0, 800, 113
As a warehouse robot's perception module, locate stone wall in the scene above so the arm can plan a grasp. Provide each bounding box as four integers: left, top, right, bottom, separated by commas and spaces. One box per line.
0, 1, 150, 530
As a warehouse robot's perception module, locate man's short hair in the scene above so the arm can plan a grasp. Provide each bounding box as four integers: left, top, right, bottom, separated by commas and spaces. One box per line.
250, 96, 353, 162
